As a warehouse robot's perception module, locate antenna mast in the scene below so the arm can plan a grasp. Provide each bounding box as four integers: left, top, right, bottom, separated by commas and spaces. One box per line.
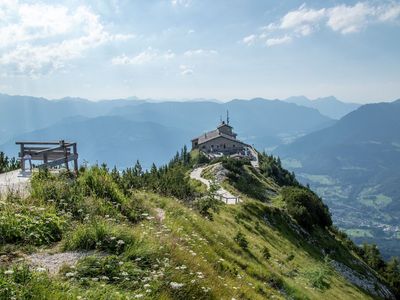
226, 110, 230, 125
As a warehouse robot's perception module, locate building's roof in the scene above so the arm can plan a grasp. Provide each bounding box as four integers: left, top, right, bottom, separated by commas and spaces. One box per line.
217, 122, 232, 129
192, 129, 248, 146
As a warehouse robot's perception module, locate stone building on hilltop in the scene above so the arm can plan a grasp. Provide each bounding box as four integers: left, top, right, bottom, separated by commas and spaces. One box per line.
191, 113, 249, 154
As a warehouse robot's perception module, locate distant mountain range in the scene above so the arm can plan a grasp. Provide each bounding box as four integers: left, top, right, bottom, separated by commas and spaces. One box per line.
284, 96, 361, 119
275, 99, 400, 258
0, 116, 190, 169
0, 94, 336, 168
0, 93, 146, 144
2, 93, 399, 257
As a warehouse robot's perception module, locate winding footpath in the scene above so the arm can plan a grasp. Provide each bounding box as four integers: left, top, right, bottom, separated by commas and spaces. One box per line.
190, 166, 240, 205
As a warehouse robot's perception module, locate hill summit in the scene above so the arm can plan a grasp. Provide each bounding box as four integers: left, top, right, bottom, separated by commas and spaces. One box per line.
0, 148, 398, 299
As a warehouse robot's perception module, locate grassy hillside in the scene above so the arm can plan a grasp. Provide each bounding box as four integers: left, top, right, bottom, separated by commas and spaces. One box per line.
0, 153, 396, 299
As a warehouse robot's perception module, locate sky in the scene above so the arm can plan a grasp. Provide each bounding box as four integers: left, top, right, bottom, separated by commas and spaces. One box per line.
0, 0, 399, 103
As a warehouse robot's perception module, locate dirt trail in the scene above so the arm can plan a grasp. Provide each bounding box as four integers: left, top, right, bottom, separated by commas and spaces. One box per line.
190, 166, 240, 205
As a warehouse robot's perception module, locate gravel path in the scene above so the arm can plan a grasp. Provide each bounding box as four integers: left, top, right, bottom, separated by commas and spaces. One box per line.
190, 166, 240, 205
0, 169, 31, 198
27, 251, 94, 275
155, 208, 166, 222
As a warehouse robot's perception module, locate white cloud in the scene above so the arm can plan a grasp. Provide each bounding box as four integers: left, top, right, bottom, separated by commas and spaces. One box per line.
0, 2, 133, 76
266, 35, 292, 47
280, 4, 325, 35
242, 34, 257, 46
244, 1, 400, 47
171, 0, 191, 8
378, 3, 400, 21
183, 49, 218, 57
327, 3, 372, 34
180, 64, 194, 75
112, 48, 175, 65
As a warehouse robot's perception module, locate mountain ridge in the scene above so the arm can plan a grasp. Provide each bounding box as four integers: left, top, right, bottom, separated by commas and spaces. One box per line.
275, 99, 400, 259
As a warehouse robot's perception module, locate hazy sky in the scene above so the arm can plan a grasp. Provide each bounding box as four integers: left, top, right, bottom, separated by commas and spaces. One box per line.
0, 0, 399, 103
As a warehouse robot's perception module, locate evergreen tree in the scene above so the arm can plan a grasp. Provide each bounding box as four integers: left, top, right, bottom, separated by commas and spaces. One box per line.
384, 257, 400, 296
0, 151, 19, 174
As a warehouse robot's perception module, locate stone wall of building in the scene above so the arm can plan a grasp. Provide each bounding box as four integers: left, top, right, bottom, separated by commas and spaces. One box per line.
198, 136, 246, 154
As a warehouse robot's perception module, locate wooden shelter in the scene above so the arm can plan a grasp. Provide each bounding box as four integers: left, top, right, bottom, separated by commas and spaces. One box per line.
16, 140, 78, 172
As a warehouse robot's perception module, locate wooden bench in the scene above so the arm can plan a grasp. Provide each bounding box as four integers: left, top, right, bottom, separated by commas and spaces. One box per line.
16, 140, 79, 172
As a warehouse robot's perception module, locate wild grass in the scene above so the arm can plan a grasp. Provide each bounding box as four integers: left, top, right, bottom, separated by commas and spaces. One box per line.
0, 201, 64, 246
0, 165, 380, 300
63, 221, 135, 254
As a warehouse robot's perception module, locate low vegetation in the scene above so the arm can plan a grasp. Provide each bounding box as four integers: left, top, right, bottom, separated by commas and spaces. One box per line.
0, 147, 398, 299
281, 186, 332, 230
258, 152, 298, 187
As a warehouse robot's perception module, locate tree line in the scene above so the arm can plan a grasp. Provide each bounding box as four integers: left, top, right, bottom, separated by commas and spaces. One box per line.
0, 151, 19, 174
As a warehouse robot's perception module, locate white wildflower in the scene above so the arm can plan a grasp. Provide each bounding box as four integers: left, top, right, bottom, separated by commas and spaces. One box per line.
36, 267, 46, 272
65, 272, 75, 277
4, 270, 14, 275
134, 294, 144, 298
170, 282, 185, 289
117, 240, 125, 245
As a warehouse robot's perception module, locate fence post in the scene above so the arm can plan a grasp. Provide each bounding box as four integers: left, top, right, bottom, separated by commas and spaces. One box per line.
73, 143, 78, 173
19, 143, 24, 170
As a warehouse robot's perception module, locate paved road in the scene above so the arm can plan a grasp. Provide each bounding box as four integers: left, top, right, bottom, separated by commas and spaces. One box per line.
190, 166, 240, 205
0, 169, 31, 198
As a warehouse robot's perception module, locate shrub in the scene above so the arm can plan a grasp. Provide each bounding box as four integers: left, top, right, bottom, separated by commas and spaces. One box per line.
0, 264, 32, 299
31, 170, 85, 219
262, 247, 271, 260
282, 187, 332, 230
286, 253, 295, 262
258, 153, 298, 187
0, 204, 64, 246
222, 158, 267, 201
193, 181, 221, 220
234, 231, 249, 251
305, 266, 331, 290
79, 167, 146, 223
64, 221, 134, 254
